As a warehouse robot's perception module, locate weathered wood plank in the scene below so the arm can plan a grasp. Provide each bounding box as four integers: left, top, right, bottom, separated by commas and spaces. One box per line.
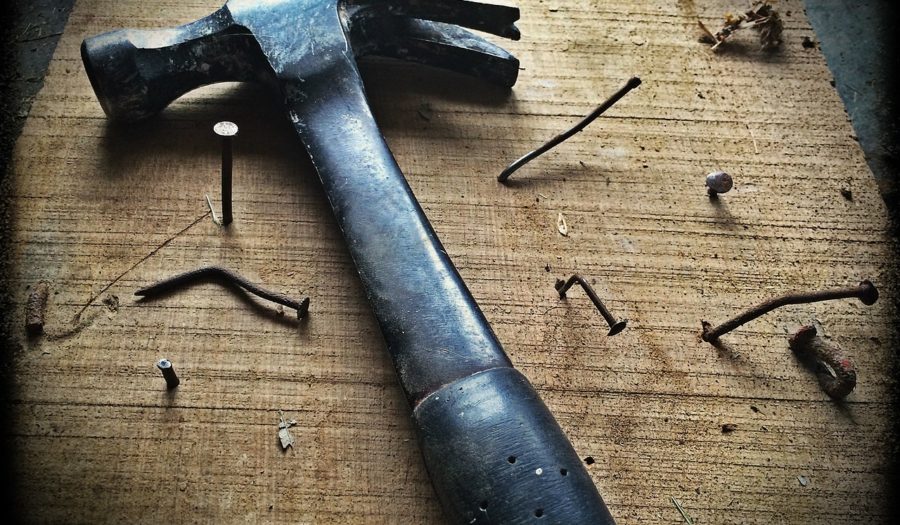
5, 0, 896, 523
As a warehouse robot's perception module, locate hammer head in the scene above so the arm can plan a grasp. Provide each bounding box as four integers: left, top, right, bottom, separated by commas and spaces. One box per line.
81, 0, 521, 121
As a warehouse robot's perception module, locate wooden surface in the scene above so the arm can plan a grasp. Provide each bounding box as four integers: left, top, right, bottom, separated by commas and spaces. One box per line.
6, 0, 897, 522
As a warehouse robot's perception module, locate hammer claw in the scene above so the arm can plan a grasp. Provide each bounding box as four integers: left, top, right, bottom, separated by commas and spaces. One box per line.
351, 0, 521, 40
354, 17, 519, 87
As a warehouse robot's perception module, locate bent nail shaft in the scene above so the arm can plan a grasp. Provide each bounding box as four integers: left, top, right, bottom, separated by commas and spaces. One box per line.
136, 265, 310, 318
498, 77, 641, 183
556, 274, 627, 336
702, 280, 878, 341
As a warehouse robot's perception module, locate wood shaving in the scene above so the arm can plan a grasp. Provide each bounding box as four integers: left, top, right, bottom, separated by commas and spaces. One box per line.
557, 212, 568, 236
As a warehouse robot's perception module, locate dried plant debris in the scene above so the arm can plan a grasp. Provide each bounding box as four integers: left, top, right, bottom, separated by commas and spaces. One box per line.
278, 410, 297, 450
698, 1, 783, 51
670, 497, 696, 525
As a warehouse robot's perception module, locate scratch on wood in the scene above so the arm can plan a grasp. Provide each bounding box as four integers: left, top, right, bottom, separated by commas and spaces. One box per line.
73, 211, 210, 323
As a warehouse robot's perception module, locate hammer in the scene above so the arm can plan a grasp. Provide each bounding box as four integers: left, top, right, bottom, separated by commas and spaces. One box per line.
82, 1, 615, 522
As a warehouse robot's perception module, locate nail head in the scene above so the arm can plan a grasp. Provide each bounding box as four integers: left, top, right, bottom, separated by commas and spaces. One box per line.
607, 319, 628, 336
706, 171, 733, 194
214, 121, 239, 137
858, 279, 878, 305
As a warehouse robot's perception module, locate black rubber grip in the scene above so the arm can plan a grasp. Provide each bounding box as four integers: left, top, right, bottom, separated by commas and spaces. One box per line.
414, 367, 615, 524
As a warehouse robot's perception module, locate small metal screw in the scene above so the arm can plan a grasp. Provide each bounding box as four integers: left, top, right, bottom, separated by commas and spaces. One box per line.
706, 171, 733, 197
214, 121, 238, 225
157, 358, 180, 389
555, 274, 627, 336
701, 280, 878, 342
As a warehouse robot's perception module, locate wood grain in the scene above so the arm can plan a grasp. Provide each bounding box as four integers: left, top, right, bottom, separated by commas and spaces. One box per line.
5, 0, 897, 523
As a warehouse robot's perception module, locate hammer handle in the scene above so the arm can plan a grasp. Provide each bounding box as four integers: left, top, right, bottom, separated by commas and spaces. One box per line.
288, 66, 511, 405
287, 58, 615, 524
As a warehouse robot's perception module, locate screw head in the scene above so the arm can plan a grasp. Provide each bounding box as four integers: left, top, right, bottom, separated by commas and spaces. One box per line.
607, 319, 628, 336
858, 279, 878, 305
706, 171, 733, 194
213, 121, 239, 137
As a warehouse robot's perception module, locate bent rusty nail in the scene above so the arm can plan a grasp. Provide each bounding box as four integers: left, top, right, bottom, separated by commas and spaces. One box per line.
701, 280, 878, 342
135, 265, 310, 319
788, 325, 856, 399
498, 77, 641, 183
556, 274, 627, 336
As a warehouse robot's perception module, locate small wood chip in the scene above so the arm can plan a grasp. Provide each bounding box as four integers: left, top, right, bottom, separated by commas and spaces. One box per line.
25, 281, 50, 336
557, 212, 568, 236
798, 475, 809, 487
277, 410, 297, 450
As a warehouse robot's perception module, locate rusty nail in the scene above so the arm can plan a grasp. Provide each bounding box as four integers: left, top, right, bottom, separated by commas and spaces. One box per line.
706, 171, 733, 197
157, 358, 180, 389
135, 265, 310, 319
788, 325, 857, 399
556, 274, 627, 336
214, 121, 238, 225
498, 77, 641, 183
25, 281, 50, 336
702, 280, 878, 342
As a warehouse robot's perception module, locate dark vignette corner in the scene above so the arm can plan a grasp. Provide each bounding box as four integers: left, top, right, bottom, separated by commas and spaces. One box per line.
0, 1, 76, 522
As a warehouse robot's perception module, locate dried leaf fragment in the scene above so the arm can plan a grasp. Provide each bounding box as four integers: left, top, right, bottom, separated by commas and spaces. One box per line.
557, 212, 568, 236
